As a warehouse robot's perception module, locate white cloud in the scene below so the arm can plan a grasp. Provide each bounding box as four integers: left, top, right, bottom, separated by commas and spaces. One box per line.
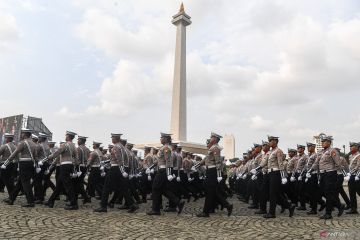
249, 115, 273, 131
0, 11, 20, 52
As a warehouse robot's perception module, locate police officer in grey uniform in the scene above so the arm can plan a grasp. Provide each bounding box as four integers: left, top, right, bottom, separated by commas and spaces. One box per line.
344, 142, 360, 214
87, 141, 104, 200
196, 132, 233, 218
0, 133, 16, 200
76, 136, 91, 204
252, 136, 295, 218
2, 129, 37, 207
146, 133, 185, 216
308, 135, 345, 219
45, 131, 79, 210
94, 133, 138, 213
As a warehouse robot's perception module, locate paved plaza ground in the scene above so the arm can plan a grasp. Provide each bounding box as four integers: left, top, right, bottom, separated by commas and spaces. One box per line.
0, 191, 359, 240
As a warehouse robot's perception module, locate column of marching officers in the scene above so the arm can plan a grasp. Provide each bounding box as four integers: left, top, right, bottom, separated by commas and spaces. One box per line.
0, 128, 360, 219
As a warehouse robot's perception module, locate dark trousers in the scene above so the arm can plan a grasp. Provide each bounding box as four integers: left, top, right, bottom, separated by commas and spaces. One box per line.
100, 166, 134, 208
348, 176, 360, 211
0, 163, 15, 198
129, 176, 140, 202
336, 175, 350, 206
88, 168, 104, 197
74, 166, 89, 201
296, 174, 306, 207
306, 174, 323, 211
48, 164, 77, 206
34, 165, 45, 201
320, 171, 341, 215
269, 171, 290, 215
152, 168, 180, 212
259, 173, 269, 212
42, 165, 56, 198
11, 161, 35, 204
203, 168, 230, 214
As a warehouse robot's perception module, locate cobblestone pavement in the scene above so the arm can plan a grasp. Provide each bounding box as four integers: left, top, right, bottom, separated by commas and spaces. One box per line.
0, 191, 359, 240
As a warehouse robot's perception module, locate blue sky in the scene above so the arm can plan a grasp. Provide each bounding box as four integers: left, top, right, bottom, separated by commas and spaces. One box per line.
1, 0, 360, 154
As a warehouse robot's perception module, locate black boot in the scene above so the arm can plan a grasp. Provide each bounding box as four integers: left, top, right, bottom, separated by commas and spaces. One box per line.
146, 210, 161, 216
319, 214, 332, 219
196, 212, 210, 217
177, 200, 185, 214
94, 207, 107, 213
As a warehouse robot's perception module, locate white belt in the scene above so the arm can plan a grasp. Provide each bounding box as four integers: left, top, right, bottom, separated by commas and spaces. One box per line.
159, 165, 166, 169
268, 168, 279, 172
287, 171, 291, 174
19, 158, 32, 162
296, 170, 302, 173
60, 161, 73, 165
111, 164, 118, 167
319, 169, 336, 173
207, 165, 216, 169
173, 167, 178, 170
311, 171, 317, 174
180, 168, 184, 170
92, 165, 100, 167
79, 164, 86, 167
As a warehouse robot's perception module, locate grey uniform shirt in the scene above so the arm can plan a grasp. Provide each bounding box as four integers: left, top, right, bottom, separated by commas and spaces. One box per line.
38, 142, 51, 160
87, 149, 103, 166
0, 142, 16, 163
267, 147, 285, 171
111, 143, 127, 166
348, 152, 360, 173
311, 148, 342, 172
295, 154, 308, 172
155, 144, 172, 167
8, 139, 38, 163
50, 142, 78, 165
77, 145, 90, 166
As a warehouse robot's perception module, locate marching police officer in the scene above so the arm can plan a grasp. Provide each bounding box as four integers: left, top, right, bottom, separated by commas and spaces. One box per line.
2, 129, 37, 207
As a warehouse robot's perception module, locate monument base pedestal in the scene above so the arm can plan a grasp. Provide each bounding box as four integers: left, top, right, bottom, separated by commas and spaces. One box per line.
135, 141, 207, 155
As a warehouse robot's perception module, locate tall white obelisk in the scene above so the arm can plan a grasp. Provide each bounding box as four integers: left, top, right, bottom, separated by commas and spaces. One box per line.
170, 3, 191, 141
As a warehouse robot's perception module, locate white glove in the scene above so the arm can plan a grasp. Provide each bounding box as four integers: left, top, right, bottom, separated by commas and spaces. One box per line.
217, 177, 223, 182
167, 175, 174, 181
145, 168, 150, 174
344, 176, 350, 182
355, 176, 359, 181
38, 160, 43, 166
150, 169, 154, 174
100, 166, 104, 171
191, 166, 196, 171
306, 173, 311, 178
70, 173, 77, 178
347, 173, 351, 177
122, 172, 128, 178
44, 169, 50, 175
137, 173, 142, 178
129, 174, 133, 179
176, 176, 181, 182
199, 176, 203, 180
250, 169, 257, 175
36, 167, 41, 174
298, 176, 302, 181
281, 178, 288, 185
101, 171, 106, 177
188, 177, 194, 182
305, 178, 308, 183
1, 165, 6, 170
251, 175, 257, 180
77, 171, 82, 177
147, 175, 152, 181
290, 176, 295, 182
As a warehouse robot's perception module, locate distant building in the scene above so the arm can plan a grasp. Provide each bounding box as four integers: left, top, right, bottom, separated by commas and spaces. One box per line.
0, 115, 52, 144
223, 134, 235, 160
313, 133, 333, 152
